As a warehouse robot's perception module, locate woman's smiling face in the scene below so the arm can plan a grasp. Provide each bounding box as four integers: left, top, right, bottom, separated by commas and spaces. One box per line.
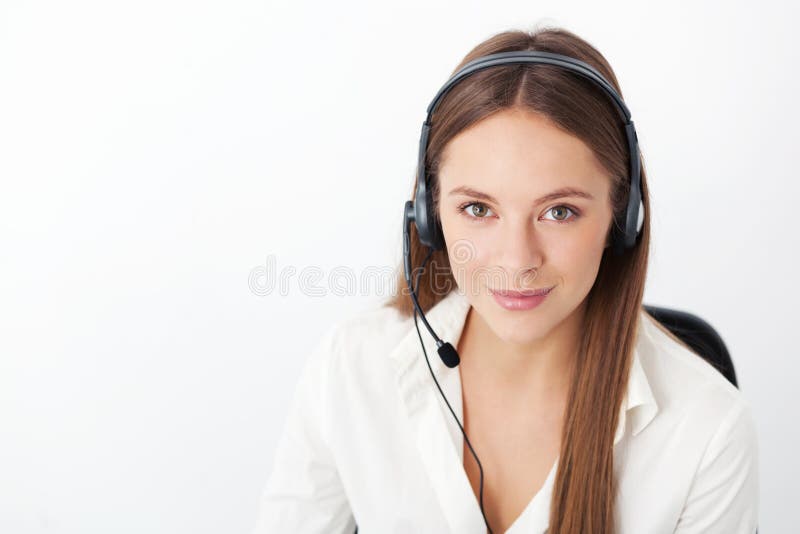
437, 107, 616, 347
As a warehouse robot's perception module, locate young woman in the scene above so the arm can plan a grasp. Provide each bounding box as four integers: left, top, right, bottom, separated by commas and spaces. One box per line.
254, 26, 758, 534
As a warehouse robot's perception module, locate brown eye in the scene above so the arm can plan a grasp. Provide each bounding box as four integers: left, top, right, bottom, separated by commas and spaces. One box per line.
459, 202, 495, 221
543, 205, 579, 223
470, 204, 489, 217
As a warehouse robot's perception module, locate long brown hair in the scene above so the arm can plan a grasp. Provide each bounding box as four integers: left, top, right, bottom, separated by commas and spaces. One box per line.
384, 25, 652, 533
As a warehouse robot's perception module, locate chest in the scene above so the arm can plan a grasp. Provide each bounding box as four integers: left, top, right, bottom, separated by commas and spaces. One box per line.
460, 390, 563, 533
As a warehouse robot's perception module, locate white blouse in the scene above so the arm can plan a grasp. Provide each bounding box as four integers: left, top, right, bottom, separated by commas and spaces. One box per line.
252, 289, 759, 533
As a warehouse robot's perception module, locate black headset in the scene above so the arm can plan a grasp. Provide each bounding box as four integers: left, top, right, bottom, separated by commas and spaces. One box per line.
394, 50, 645, 534
406, 50, 644, 256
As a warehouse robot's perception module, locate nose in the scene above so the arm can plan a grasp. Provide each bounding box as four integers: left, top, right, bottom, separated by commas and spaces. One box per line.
495, 216, 544, 287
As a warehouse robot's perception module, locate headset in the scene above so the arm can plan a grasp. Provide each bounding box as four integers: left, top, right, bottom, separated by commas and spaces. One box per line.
396, 50, 645, 534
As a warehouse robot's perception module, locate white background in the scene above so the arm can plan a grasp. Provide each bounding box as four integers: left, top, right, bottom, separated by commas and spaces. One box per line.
1, 0, 797, 532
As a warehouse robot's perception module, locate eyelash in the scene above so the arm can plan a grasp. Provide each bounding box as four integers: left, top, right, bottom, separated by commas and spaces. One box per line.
455, 201, 581, 224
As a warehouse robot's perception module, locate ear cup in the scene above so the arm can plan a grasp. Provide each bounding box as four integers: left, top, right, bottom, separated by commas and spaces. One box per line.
413, 173, 445, 250
425, 186, 445, 250
611, 197, 644, 256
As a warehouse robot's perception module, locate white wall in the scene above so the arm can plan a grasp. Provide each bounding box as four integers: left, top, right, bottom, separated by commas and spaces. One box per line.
0, 0, 796, 532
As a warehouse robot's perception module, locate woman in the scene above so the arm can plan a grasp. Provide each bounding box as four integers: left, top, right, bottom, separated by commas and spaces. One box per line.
254, 26, 758, 534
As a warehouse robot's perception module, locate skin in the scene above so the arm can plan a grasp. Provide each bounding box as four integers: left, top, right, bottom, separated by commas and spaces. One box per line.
437, 107, 616, 406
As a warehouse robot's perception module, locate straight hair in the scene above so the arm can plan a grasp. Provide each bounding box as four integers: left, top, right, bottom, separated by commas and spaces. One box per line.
385, 25, 653, 533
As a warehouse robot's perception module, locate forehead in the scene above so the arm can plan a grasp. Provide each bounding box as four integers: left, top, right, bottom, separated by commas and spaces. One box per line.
438, 108, 611, 198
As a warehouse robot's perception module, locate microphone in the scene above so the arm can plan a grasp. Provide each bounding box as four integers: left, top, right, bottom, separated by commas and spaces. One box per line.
403, 201, 494, 534
403, 201, 461, 368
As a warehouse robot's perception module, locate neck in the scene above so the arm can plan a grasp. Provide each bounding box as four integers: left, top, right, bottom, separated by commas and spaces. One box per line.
458, 302, 585, 404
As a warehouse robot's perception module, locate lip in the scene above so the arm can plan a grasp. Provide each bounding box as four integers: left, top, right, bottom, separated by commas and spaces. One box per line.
490, 287, 553, 297
490, 286, 554, 311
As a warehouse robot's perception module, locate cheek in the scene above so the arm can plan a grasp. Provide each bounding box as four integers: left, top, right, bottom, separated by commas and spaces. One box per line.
545, 227, 605, 260
546, 212, 609, 254
540, 224, 607, 288
448, 237, 491, 287
443, 228, 494, 289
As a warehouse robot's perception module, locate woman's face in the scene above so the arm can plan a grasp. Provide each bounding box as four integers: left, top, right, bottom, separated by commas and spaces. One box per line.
437, 108, 615, 347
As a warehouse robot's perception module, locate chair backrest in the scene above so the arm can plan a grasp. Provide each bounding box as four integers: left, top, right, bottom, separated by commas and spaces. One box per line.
643, 304, 738, 388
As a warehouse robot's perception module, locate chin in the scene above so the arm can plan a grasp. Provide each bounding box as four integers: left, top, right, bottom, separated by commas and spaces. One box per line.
499, 319, 554, 345
476, 298, 559, 345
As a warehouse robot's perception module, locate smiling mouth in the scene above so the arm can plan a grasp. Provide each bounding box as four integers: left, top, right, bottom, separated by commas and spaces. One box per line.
489, 286, 554, 298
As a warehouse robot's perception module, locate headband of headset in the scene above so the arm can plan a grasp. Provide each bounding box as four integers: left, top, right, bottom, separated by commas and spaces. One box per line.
412, 50, 643, 255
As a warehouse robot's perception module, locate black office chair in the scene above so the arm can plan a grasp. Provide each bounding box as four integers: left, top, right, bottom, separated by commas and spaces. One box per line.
643, 304, 738, 388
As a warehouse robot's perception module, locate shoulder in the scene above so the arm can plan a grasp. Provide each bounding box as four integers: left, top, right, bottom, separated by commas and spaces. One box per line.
325, 300, 413, 352
307, 300, 417, 444
620, 311, 759, 532
314, 299, 414, 375
638, 310, 745, 408
637, 309, 757, 453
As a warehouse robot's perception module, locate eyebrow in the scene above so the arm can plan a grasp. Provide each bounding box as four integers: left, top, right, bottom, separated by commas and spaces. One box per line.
447, 185, 595, 205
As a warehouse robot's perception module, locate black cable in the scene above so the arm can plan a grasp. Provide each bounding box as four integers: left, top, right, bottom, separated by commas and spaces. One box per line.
411, 247, 494, 534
